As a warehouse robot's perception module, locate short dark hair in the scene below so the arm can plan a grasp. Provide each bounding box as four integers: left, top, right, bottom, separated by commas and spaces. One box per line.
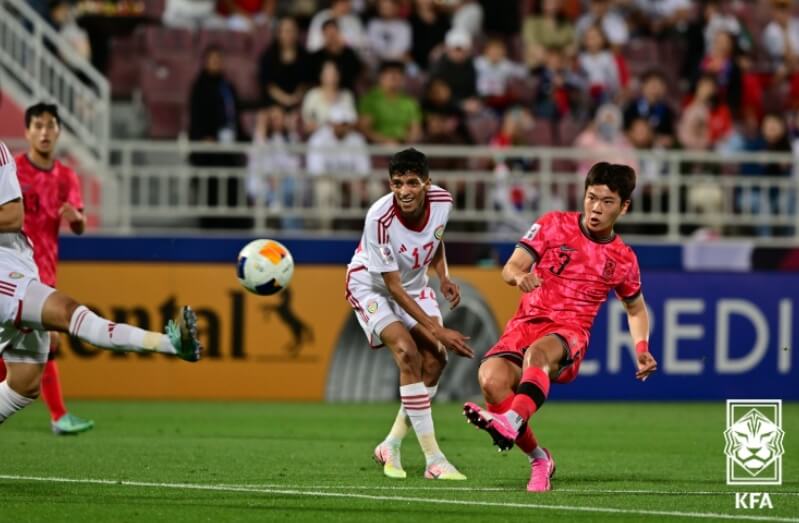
379, 60, 405, 75
584, 162, 636, 201
321, 18, 339, 31
388, 148, 429, 180
25, 102, 60, 128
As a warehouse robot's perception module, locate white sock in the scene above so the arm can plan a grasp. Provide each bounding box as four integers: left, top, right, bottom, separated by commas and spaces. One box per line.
506, 409, 526, 432
0, 381, 35, 424
384, 383, 440, 447
69, 306, 176, 355
384, 384, 439, 447
529, 446, 548, 462
400, 382, 444, 465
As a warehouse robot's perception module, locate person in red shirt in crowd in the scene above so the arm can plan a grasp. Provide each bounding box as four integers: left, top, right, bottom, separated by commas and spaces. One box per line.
463, 162, 657, 492
0, 103, 94, 435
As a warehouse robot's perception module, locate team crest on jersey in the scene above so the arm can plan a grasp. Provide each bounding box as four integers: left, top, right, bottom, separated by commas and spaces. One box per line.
434, 225, 445, 240
380, 246, 394, 265
602, 258, 616, 280
8, 272, 24, 279
366, 300, 379, 314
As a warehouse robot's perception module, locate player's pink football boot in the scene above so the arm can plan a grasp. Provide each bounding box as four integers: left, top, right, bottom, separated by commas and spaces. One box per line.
463, 402, 517, 451
527, 448, 556, 492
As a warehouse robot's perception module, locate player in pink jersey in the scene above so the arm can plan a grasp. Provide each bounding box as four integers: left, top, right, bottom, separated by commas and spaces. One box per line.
463, 162, 658, 492
0, 103, 95, 435
346, 148, 473, 480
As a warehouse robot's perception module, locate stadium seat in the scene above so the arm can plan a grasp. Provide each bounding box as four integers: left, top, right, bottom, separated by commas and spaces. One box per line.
554, 116, 583, 147
139, 26, 197, 59
223, 55, 260, 104
198, 30, 254, 55
107, 35, 143, 98
623, 38, 659, 78
466, 112, 499, 144
525, 119, 554, 147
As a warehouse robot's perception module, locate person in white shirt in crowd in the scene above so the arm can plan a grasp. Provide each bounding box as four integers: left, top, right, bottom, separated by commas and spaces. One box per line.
702, 0, 744, 52
307, 104, 372, 228
762, 0, 799, 72
162, 0, 227, 29
306, 0, 366, 53
449, 0, 483, 40
247, 105, 303, 229
474, 37, 528, 113
576, 0, 629, 49
578, 25, 621, 105
302, 60, 357, 135
366, 0, 413, 64
631, 0, 692, 36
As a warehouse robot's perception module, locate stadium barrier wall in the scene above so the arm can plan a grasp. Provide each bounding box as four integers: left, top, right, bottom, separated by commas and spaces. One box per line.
54, 256, 798, 401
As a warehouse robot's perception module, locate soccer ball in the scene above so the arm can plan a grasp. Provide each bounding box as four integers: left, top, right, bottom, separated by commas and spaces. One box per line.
236, 239, 294, 295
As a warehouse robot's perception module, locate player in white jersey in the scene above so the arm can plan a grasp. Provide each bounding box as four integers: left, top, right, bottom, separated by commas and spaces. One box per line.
0, 142, 201, 427
345, 148, 473, 480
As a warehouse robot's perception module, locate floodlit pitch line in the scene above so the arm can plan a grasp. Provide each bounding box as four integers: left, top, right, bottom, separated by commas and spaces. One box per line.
227, 484, 799, 497
1, 475, 797, 523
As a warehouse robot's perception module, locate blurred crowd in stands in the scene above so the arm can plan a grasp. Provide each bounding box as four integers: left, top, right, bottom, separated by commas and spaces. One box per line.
26, 0, 799, 235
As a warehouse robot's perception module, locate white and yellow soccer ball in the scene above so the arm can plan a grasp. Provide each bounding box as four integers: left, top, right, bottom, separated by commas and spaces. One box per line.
236, 239, 294, 295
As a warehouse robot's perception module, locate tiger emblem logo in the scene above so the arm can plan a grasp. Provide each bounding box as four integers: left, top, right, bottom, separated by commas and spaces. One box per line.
724, 408, 785, 477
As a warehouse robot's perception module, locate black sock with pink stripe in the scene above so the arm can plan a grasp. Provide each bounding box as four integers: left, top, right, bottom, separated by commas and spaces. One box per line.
400, 382, 444, 465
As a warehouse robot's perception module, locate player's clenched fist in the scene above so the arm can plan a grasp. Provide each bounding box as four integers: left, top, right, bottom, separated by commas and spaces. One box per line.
514, 272, 541, 293
439, 277, 461, 309
635, 351, 658, 382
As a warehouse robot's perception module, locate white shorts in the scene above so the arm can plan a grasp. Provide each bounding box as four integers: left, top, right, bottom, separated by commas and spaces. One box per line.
0, 269, 53, 364
346, 269, 441, 348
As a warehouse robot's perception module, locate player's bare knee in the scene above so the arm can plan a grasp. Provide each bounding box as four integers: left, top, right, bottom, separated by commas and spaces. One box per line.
8, 374, 41, 399
525, 345, 553, 370
394, 343, 422, 374
478, 366, 510, 404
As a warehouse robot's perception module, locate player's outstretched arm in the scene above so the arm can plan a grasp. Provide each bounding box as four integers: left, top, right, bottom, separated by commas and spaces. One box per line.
60, 203, 86, 234
501, 247, 540, 292
0, 198, 23, 233
382, 271, 474, 358
622, 295, 657, 381
430, 241, 460, 309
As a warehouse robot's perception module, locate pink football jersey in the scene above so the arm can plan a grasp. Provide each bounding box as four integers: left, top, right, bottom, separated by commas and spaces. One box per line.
16, 154, 83, 287
508, 211, 642, 333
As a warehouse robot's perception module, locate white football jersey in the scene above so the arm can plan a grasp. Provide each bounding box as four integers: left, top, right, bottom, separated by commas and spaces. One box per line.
0, 142, 36, 274
348, 185, 453, 295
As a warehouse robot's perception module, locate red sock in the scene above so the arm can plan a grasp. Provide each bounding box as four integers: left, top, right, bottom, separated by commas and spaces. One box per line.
487, 392, 540, 452
510, 367, 550, 422
41, 359, 67, 421
486, 393, 515, 414
0, 358, 6, 381
516, 425, 539, 453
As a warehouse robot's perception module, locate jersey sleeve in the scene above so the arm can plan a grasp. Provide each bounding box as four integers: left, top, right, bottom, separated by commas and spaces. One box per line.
517, 212, 555, 261
615, 249, 642, 302
64, 168, 84, 209
0, 144, 22, 206
364, 213, 399, 274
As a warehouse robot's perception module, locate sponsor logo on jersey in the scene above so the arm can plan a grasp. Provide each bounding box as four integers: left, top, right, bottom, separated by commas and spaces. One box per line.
366, 300, 379, 314
399, 244, 407, 254
8, 272, 24, 279
434, 225, 445, 240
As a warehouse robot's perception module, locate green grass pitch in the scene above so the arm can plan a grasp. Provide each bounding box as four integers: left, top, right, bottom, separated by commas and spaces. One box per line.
1, 401, 797, 522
